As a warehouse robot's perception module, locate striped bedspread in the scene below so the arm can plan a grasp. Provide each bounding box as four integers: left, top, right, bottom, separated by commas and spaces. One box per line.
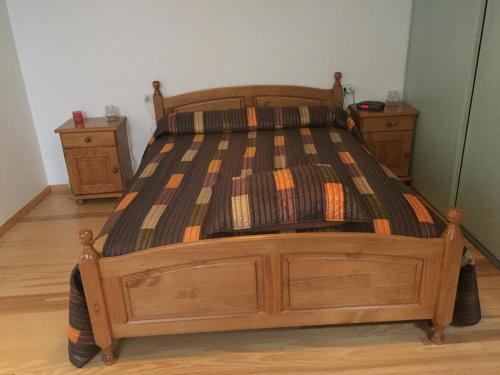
68, 107, 476, 367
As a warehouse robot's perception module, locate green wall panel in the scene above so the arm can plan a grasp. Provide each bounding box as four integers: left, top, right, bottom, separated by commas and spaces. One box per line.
456, 0, 500, 260
404, 0, 485, 213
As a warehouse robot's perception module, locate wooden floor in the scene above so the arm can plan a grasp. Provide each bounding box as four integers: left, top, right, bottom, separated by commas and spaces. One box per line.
1, 190, 500, 374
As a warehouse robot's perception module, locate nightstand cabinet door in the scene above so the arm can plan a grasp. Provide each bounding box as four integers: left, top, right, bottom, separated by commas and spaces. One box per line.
64, 147, 123, 195
364, 131, 412, 177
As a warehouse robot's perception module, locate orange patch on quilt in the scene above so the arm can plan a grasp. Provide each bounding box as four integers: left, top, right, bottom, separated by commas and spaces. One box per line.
338, 151, 355, 164
347, 116, 356, 130
324, 183, 344, 221
166, 173, 184, 188
193, 134, 205, 142
373, 218, 391, 234
299, 106, 310, 125
208, 159, 222, 173
274, 135, 285, 146
68, 325, 81, 343
244, 147, 256, 158
273, 169, 295, 191
148, 136, 156, 145
160, 143, 174, 153
403, 194, 434, 223
115, 192, 138, 211
247, 107, 257, 127
300, 128, 311, 136
183, 225, 201, 242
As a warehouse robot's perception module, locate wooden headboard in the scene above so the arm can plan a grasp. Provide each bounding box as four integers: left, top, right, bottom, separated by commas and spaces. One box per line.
151, 72, 343, 122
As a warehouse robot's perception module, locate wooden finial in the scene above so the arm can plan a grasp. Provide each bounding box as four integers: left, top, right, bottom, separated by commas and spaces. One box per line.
447, 208, 464, 224
78, 229, 99, 263
78, 229, 93, 247
152, 80, 165, 122
332, 71, 343, 109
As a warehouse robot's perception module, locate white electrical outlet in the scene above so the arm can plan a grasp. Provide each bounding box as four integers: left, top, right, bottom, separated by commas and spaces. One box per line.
343, 84, 354, 94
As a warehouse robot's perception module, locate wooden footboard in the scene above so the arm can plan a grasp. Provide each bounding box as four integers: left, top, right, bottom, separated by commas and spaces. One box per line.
78, 208, 464, 364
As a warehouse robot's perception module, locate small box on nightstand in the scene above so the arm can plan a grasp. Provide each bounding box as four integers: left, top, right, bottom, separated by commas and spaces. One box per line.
55, 117, 132, 204
348, 103, 419, 182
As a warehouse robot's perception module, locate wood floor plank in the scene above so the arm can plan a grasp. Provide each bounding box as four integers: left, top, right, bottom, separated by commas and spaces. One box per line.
0, 191, 498, 374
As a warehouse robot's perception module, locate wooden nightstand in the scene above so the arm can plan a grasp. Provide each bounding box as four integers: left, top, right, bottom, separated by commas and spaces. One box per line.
348, 103, 419, 181
55, 117, 133, 204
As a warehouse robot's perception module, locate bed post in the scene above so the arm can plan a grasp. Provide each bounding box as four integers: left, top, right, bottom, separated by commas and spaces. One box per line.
152, 80, 165, 122
332, 72, 344, 109
430, 208, 464, 344
78, 230, 117, 365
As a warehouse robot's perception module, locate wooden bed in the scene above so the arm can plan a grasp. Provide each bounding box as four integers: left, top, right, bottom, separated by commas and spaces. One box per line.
78, 72, 465, 365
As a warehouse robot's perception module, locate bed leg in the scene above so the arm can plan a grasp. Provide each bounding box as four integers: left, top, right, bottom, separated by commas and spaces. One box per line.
430, 324, 445, 344
78, 230, 117, 365
102, 345, 117, 366
430, 208, 464, 345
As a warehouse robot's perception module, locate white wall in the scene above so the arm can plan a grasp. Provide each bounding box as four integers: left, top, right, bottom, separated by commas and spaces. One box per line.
7, 0, 412, 184
0, 0, 47, 224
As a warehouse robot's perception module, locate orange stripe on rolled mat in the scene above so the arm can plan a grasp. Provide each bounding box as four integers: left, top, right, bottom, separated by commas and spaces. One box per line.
403, 194, 434, 223
373, 218, 391, 234
148, 136, 156, 145
68, 325, 81, 343
247, 107, 257, 127
273, 169, 295, 191
183, 225, 201, 243
115, 192, 138, 211
324, 183, 344, 221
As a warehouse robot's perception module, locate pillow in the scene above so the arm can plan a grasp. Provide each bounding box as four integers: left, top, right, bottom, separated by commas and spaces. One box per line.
333, 109, 364, 143
203, 164, 370, 237
153, 106, 336, 137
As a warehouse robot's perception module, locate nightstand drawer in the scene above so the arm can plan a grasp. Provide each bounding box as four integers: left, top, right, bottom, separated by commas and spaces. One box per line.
61, 131, 116, 148
364, 131, 412, 177
362, 116, 414, 132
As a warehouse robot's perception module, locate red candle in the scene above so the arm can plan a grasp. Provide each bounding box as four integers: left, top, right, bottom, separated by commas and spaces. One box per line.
72, 111, 84, 124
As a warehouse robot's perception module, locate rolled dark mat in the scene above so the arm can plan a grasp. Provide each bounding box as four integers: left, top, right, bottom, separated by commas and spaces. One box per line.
452, 263, 481, 326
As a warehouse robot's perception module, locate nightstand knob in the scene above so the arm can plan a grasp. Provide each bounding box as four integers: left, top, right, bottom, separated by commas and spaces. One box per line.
84, 136, 92, 143
386, 121, 398, 128
112, 167, 119, 174
404, 152, 410, 158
